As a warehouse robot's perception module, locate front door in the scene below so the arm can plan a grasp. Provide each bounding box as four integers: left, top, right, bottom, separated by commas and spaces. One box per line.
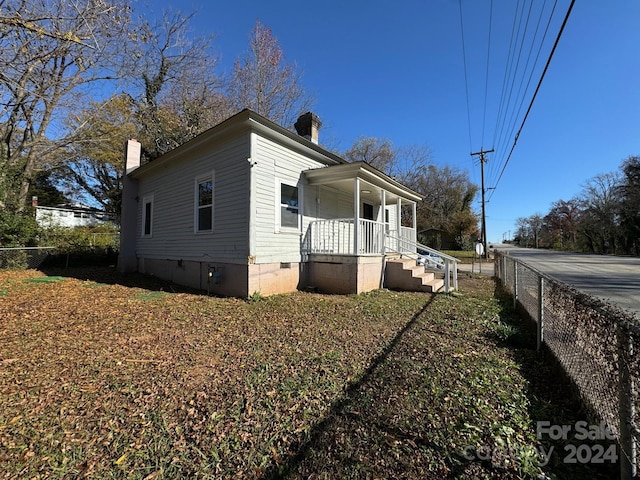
362, 202, 374, 220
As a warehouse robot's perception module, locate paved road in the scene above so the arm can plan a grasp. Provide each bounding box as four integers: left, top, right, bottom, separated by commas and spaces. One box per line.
497, 246, 640, 318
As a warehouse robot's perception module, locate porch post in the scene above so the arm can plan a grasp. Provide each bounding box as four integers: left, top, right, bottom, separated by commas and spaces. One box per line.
412, 201, 417, 244
396, 197, 402, 251
380, 190, 386, 254
354, 178, 360, 255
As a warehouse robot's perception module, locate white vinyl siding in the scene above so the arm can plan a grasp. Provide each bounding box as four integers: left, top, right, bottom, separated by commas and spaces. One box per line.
251, 135, 325, 264
136, 135, 250, 262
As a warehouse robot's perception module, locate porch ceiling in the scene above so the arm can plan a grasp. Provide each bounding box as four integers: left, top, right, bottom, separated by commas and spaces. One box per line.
304, 161, 422, 203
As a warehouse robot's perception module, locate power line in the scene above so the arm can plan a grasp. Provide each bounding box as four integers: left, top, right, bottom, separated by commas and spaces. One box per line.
481, 0, 493, 146
491, 0, 525, 153
458, 0, 473, 154
489, 0, 559, 189
488, 0, 575, 201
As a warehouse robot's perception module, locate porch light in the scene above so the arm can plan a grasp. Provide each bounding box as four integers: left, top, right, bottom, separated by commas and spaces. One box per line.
361, 189, 371, 194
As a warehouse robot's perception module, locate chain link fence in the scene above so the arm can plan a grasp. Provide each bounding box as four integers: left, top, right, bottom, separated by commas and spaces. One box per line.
0, 247, 56, 269
1, 233, 120, 270
495, 250, 639, 479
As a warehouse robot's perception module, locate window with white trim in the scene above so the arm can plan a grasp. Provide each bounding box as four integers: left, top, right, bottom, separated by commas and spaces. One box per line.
142, 195, 153, 237
279, 182, 299, 229
196, 176, 213, 232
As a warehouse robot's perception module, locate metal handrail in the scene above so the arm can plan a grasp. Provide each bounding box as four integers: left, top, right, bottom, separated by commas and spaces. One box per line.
384, 233, 458, 292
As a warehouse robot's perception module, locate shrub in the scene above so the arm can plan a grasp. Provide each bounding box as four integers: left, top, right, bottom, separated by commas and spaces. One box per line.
0, 210, 39, 247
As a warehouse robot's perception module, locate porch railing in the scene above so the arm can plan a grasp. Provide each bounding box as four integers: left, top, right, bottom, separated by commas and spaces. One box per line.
305, 219, 457, 292
386, 226, 417, 253
305, 218, 385, 255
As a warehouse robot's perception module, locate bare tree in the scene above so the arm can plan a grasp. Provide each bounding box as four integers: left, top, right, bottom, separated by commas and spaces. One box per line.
227, 20, 313, 128
125, 9, 230, 159
343, 136, 396, 171
53, 8, 228, 216
618, 156, 640, 255
577, 172, 622, 254
0, 0, 132, 210
55, 93, 139, 218
343, 135, 477, 249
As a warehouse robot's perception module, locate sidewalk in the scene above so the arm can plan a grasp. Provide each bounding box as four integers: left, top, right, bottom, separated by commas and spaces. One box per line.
457, 261, 495, 276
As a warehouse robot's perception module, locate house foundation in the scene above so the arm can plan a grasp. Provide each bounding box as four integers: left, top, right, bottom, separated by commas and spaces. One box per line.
135, 255, 389, 298
306, 254, 385, 294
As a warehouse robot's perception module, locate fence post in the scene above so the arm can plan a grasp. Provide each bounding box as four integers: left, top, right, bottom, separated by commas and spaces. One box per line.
513, 260, 518, 311
618, 321, 636, 479
502, 254, 507, 282
537, 276, 544, 352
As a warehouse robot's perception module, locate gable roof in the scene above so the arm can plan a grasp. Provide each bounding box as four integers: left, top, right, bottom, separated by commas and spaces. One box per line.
129, 109, 346, 179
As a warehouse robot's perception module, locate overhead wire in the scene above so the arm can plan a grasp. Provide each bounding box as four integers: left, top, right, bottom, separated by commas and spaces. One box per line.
481, 0, 493, 147
487, 0, 576, 202
489, 0, 558, 188
492, 0, 532, 177
491, 0, 524, 155
458, 0, 473, 156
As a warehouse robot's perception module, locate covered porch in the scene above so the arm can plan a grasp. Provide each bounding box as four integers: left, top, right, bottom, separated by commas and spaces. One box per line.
303, 161, 420, 256
301, 162, 458, 294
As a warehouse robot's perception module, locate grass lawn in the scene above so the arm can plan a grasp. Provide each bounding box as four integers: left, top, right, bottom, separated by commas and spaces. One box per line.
0, 268, 616, 479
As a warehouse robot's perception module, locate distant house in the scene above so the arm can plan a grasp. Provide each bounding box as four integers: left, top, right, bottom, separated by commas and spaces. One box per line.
118, 109, 457, 297
35, 203, 114, 228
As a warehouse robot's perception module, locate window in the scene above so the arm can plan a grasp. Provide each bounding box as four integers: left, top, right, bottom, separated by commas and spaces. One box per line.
280, 183, 299, 229
196, 176, 213, 232
142, 195, 153, 236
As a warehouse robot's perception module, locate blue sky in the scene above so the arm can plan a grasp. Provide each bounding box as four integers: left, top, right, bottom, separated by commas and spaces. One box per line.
143, 0, 639, 243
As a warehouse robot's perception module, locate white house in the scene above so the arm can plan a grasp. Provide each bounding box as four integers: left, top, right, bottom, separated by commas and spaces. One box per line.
118, 109, 457, 297
35, 203, 113, 228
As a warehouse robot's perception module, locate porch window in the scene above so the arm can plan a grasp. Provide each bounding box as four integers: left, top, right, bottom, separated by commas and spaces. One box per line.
196, 175, 214, 232
142, 194, 153, 237
280, 183, 299, 229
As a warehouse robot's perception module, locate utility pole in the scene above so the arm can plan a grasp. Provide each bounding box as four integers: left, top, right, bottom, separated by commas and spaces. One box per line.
471, 148, 494, 260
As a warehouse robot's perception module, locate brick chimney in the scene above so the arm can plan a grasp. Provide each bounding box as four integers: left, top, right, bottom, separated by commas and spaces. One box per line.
294, 112, 321, 145
118, 138, 141, 274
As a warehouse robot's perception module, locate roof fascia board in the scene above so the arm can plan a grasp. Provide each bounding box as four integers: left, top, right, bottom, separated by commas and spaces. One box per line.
305, 162, 423, 202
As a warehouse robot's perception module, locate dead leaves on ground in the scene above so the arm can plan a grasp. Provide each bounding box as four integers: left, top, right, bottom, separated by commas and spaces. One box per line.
0, 269, 427, 478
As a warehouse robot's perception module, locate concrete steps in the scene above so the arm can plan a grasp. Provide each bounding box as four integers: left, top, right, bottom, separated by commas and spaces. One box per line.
384, 258, 444, 293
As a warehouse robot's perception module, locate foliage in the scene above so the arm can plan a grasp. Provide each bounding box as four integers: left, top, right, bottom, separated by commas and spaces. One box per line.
515, 156, 640, 256
0, 270, 614, 478
55, 94, 139, 219
126, 10, 232, 160
27, 171, 69, 206
39, 224, 119, 252
0, 0, 132, 211
343, 138, 479, 250
618, 156, 640, 255
0, 210, 39, 247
